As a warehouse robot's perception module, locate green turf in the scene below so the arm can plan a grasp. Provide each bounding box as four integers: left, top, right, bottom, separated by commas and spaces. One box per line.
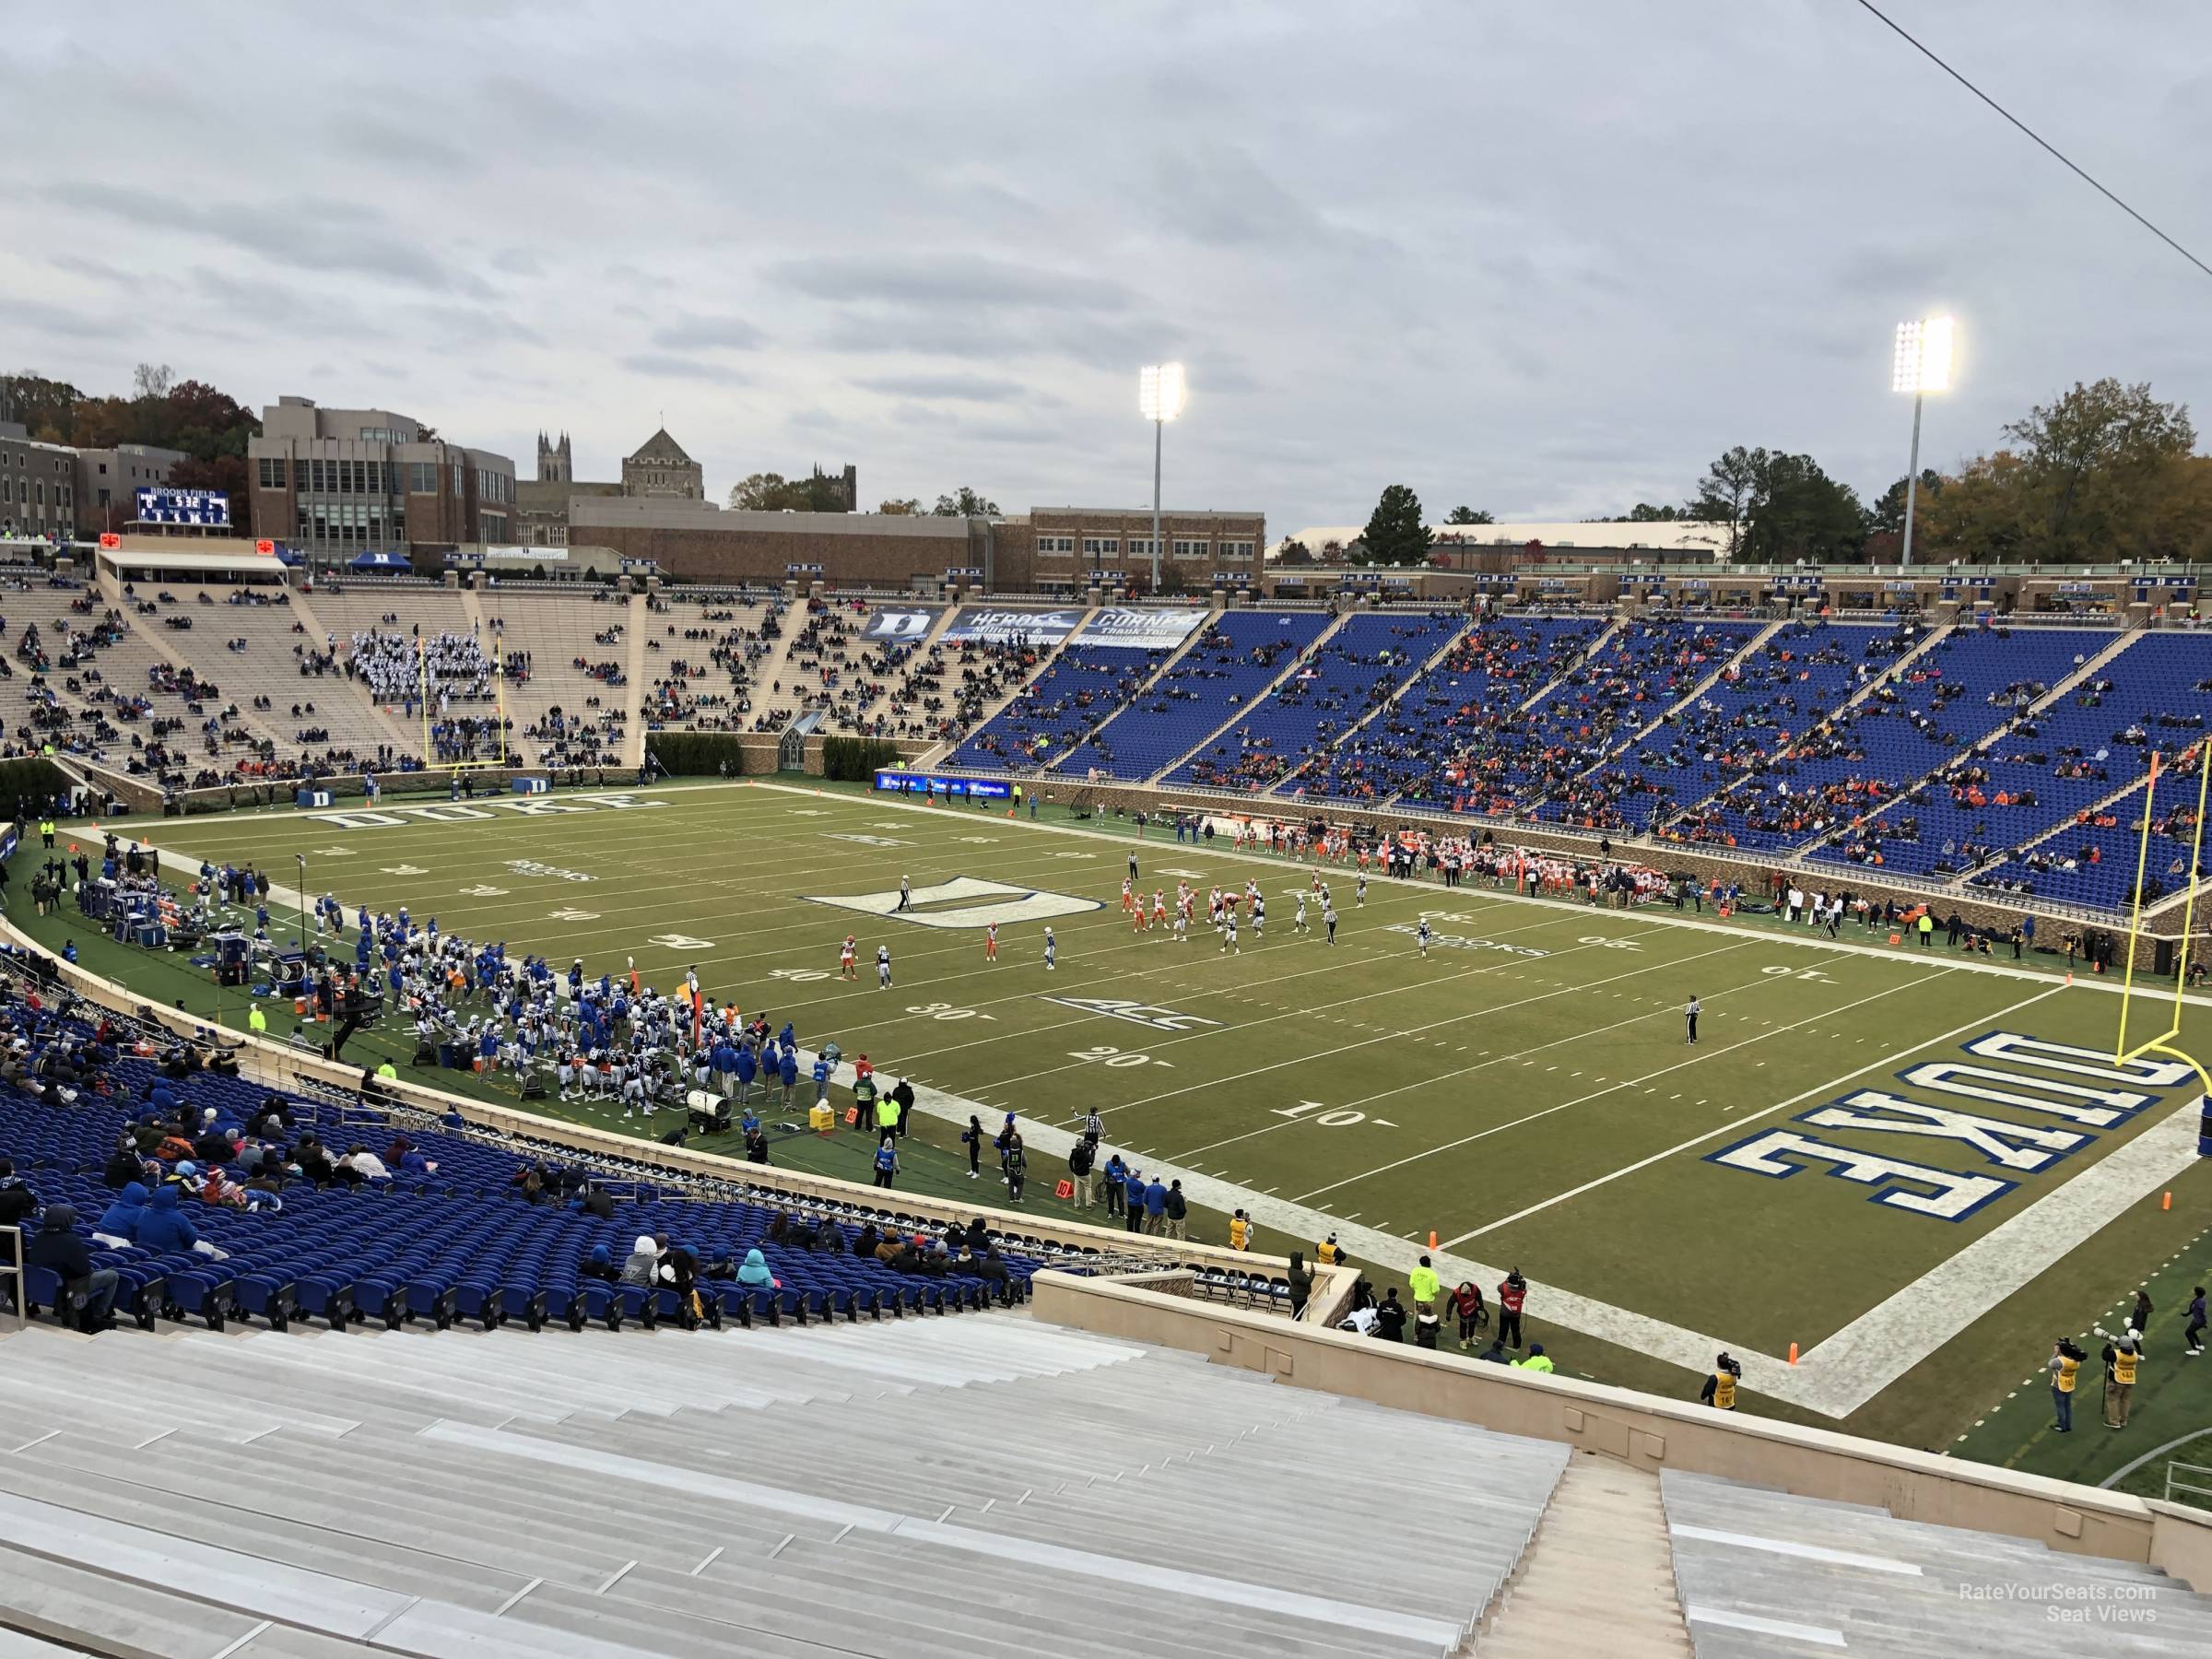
29, 776, 2212, 1461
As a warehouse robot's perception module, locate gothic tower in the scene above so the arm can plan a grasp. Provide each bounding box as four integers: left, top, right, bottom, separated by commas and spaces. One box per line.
535, 430, 572, 484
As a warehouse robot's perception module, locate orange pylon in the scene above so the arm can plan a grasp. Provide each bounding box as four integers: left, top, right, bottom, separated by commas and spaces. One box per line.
1787, 1342, 1799, 1366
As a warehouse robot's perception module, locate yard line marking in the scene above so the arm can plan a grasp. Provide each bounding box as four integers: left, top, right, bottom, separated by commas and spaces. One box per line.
1444, 979, 2060, 1262
1297, 970, 1964, 1207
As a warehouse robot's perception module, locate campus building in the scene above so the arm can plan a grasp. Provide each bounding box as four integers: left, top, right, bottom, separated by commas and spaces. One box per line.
246, 396, 516, 559
74, 443, 186, 536
0, 421, 78, 541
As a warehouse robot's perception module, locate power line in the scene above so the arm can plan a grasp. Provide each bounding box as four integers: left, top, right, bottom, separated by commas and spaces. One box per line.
1852, 0, 2212, 286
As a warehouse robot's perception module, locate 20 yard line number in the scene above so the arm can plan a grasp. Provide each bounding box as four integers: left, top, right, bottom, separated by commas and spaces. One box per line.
1066, 1044, 1173, 1070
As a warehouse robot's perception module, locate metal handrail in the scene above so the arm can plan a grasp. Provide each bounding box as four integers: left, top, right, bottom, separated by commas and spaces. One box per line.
0, 1223, 23, 1334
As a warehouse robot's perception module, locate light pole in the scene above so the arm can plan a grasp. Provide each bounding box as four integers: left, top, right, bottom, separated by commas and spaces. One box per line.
295, 852, 307, 961
1890, 315, 1955, 569
1137, 363, 1186, 593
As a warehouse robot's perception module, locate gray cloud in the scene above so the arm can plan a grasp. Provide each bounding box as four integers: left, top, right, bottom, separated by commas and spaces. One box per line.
50, 183, 497, 299
851, 372, 1028, 402
620, 353, 752, 384
773, 253, 1133, 314
648, 313, 768, 352
2, 4, 2198, 531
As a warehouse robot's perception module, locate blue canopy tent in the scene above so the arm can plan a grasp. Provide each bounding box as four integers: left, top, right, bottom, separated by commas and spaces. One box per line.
348, 551, 413, 572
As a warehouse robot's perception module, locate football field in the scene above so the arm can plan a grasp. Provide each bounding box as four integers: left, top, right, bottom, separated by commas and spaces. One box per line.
93, 779, 2212, 1449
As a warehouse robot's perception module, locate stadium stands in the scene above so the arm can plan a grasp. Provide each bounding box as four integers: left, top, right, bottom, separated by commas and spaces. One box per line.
944, 646, 1164, 772
479, 591, 636, 766
1171, 609, 1466, 795
1344, 615, 1614, 811
1054, 608, 1324, 786
1512, 618, 1762, 829
1772, 624, 2112, 874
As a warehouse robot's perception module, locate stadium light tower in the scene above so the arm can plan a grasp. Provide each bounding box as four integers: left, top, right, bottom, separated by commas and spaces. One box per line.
1890, 315, 1955, 569
1138, 363, 1186, 591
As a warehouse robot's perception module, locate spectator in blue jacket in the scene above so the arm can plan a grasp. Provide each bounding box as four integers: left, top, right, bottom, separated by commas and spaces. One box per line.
131, 1183, 226, 1259
1123, 1166, 1147, 1232
733, 1042, 758, 1104
28, 1206, 116, 1331
1143, 1176, 1170, 1235
711, 1039, 738, 1098
776, 1045, 799, 1108
811, 1053, 832, 1106
1103, 1153, 1128, 1219
92, 1182, 147, 1247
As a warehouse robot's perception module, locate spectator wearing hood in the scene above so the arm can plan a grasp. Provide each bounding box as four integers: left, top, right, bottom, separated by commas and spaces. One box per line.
0, 1159, 37, 1230
620, 1234, 663, 1287
132, 1183, 226, 1259
93, 1182, 147, 1248
736, 1247, 779, 1290
28, 1206, 117, 1331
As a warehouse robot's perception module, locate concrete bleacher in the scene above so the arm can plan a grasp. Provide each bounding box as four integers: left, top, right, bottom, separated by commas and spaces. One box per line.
0, 1315, 1570, 1658
1662, 1468, 2212, 1656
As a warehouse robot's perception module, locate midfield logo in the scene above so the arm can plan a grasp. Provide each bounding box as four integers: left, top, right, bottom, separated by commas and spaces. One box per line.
805, 876, 1100, 930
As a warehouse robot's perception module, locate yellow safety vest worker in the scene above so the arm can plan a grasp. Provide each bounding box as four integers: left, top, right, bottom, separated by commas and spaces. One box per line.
876, 1098, 900, 1131
2053, 1354, 2077, 1394
2113, 1347, 2138, 1387
1710, 1371, 1737, 1410
247, 1007, 267, 1033
1316, 1240, 1342, 1265
1514, 1353, 1556, 1374
1228, 1216, 1251, 1252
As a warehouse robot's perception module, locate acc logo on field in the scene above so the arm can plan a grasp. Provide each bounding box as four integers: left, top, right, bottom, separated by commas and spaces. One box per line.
1042, 996, 1221, 1032
805, 876, 1100, 930
824, 832, 912, 848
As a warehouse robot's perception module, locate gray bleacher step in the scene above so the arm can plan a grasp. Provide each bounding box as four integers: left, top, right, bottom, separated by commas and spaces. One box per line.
0, 1545, 268, 1659
188, 1425, 818, 1571
497, 1579, 889, 1659
0, 1452, 528, 1613
732, 1534, 1429, 1659
13, 1428, 643, 1591
0, 1622, 112, 1657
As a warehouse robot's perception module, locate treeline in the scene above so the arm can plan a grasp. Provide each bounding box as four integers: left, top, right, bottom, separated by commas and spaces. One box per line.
2, 365, 259, 534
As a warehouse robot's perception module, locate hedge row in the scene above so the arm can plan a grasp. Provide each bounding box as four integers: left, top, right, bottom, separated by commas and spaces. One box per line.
643, 733, 750, 776
819, 735, 903, 782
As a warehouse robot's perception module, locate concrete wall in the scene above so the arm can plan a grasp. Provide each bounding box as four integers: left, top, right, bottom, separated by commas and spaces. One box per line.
1030, 1271, 2212, 1589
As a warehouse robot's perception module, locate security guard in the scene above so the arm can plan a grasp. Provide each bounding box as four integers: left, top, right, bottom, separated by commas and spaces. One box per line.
39, 818, 54, 850
1315, 1233, 1343, 1265
1700, 1351, 1743, 1410
247, 1006, 267, 1036
1512, 1343, 1555, 1375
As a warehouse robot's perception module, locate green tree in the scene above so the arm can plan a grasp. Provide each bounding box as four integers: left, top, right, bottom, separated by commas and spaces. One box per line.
877, 497, 921, 515
1870, 470, 1944, 536
1275, 538, 1314, 565
1615, 502, 1683, 522
932, 488, 1000, 518
2002, 379, 2197, 562
1687, 446, 1764, 560
1359, 483, 1431, 566
1740, 453, 1867, 564
729, 472, 811, 511
1444, 505, 1493, 524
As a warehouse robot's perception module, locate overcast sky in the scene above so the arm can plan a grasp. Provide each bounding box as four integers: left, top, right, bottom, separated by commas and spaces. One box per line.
6, 3, 2206, 535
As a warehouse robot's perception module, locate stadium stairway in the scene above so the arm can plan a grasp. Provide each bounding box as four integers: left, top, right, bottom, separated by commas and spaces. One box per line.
1788, 623, 2147, 880
620, 593, 648, 766
1266, 611, 1477, 797
1661, 1468, 2212, 1656
1141, 607, 1353, 786
1034, 605, 1229, 778
0, 1315, 1570, 1659
1479, 1455, 1693, 1659
1539, 618, 1783, 807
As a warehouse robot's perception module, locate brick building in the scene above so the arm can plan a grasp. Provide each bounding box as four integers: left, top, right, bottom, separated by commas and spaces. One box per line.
569, 497, 997, 589
0, 421, 78, 540
1021, 506, 1265, 594
246, 397, 515, 560
75, 443, 185, 535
